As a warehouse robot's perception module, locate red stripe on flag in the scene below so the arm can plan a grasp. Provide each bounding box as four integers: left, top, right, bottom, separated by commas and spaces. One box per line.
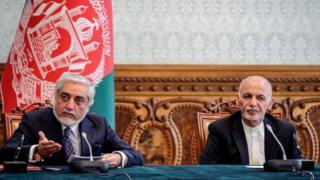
1, 0, 113, 113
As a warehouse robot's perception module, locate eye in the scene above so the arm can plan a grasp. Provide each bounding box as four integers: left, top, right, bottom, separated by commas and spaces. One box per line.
59, 92, 70, 102
242, 93, 252, 99
257, 95, 266, 101
74, 96, 86, 105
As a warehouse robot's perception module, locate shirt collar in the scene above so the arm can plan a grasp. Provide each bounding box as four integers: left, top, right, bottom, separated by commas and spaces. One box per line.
241, 119, 264, 134
62, 124, 79, 136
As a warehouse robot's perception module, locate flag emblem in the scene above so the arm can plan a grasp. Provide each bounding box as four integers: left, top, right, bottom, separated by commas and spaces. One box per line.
1, 0, 113, 113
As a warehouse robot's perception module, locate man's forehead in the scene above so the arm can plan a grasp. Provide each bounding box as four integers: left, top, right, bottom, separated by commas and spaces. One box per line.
240, 82, 272, 98
59, 82, 88, 92
57, 84, 89, 99
245, 77, 267, 85
240, 91, 268, 96
59, 90, 86, 97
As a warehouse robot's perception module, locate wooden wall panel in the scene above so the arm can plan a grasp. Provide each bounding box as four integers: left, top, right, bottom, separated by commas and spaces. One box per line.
0, 64, 320, 165
115, 65, 320, 165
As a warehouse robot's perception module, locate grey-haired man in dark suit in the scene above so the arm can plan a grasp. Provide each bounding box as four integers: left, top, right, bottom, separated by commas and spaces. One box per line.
200, 76, 301, 165
2, 73, 143, 167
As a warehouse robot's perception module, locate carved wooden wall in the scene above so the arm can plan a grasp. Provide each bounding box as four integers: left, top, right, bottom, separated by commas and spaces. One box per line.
114, 65, 320, 165
0, 64, 320, 165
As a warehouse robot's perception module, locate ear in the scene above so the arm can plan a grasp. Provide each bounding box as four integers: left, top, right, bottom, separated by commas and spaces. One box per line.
267, 98, 273, 111
236, 95, 240, 105
53, 93, 58, 105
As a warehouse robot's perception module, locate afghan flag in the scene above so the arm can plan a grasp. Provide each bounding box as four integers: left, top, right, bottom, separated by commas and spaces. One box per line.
1, 0, 115, 128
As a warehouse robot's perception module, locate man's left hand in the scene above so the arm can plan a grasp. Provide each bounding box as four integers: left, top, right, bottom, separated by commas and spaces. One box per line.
102, 153, 122, 168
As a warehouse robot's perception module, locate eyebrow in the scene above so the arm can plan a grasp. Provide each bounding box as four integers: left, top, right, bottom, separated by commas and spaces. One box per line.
59, 92, 87, 100
242, 92, 267, 97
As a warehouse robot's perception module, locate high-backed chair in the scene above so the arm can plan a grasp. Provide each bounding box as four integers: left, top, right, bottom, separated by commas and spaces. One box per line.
197, 100, 237, 150
3, 101, 52, 141
3, 111, 24, 141
197, 112, 230, 151
197, 100, 319, 163
198, 111, 283, 150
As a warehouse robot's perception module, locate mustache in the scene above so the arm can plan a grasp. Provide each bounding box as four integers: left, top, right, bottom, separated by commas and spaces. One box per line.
61, 110, 75, 116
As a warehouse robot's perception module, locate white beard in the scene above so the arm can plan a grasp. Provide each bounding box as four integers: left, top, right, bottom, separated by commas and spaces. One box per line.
53, 105, 89, 127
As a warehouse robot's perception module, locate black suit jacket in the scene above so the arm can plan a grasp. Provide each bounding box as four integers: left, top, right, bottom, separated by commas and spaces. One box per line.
2, 108, 143, 166
200, 111, 301, 164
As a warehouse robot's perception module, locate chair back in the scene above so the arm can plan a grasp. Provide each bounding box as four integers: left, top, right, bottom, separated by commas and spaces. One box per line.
197, 99, 284, 152
3, 101, 52, 141
197, 112, 230, 151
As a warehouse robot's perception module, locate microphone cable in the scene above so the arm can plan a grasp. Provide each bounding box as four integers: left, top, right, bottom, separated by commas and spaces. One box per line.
292, 168, 315, 180
293, 133, 303, 158
44, 166, 133, 180
87, 170, 133, 180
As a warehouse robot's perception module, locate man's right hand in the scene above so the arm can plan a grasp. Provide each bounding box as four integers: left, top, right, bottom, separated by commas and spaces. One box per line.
38, 131, 62, 158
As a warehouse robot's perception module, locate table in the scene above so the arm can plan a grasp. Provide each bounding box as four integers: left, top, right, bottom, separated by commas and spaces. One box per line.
0, 165, 319, 179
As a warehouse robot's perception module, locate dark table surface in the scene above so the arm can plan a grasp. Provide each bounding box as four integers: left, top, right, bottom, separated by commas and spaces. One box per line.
0, 164, 319, 180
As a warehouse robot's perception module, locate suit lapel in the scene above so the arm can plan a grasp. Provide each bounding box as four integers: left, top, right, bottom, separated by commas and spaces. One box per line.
231, 115, 249, 164
264, 118, 278, 161
79, 117, 95, 156
41, 109, 64, 160
44, 110, 63, 145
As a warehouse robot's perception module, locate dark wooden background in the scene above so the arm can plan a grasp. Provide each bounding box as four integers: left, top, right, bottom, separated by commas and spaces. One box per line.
1, 64, 320, 165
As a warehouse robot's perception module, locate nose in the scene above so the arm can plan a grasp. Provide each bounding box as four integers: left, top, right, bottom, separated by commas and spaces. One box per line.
249, 97, 258, 106
65, 99, 76, 110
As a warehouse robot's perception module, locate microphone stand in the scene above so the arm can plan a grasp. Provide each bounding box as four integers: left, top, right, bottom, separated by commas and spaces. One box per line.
263, 125, 314, 172
3, 134, 28, 173
70, 132, 109, 173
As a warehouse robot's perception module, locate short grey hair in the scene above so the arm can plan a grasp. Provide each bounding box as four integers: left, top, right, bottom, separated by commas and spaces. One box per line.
54, 73, 96, 106
238, 75, 272, 100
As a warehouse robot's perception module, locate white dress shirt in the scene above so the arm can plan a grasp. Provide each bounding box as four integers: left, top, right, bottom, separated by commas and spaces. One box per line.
29, 124, 128, 167
242, 120, 265, 165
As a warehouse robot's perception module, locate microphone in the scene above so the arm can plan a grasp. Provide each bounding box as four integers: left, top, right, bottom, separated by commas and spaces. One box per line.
70, 132, 108, 173
14, 134, 25, 160
81, 132, 93, 161
3, 134, 28, 173
266, 124, 287, 160
264, 124, 315, 172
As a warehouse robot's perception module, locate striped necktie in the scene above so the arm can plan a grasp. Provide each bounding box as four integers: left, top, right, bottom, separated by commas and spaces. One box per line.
63, 127, 74, 161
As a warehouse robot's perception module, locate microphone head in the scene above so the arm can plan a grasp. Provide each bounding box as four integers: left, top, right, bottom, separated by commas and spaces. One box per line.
266, 124, 273, 132
81, 132, 87, 139
80, 132, 93, 161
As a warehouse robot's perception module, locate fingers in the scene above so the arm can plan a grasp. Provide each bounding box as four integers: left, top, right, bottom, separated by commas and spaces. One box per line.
38, 131, 62, 158
39, 141, 62, 151
38, 131, 48, 141
102, 153, 122, 167
38, 142, 62, 157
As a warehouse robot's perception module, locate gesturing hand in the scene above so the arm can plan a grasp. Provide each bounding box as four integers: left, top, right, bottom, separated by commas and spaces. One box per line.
38, 131, 62, 158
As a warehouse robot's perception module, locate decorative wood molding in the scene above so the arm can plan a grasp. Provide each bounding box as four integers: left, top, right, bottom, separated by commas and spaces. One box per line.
115, 64, 320, 165
1, 64, 320, 165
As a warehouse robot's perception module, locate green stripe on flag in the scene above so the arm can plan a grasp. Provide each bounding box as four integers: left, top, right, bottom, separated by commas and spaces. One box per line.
90, 71, 115, 129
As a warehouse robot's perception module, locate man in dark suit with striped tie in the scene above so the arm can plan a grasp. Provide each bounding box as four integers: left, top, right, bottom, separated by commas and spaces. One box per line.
2, 73, 143, 167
